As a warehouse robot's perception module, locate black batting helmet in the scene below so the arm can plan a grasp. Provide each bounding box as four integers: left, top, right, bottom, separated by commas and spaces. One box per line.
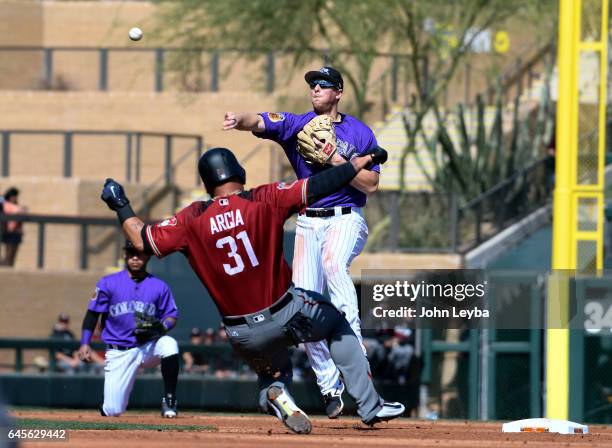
198, 147, 246, 194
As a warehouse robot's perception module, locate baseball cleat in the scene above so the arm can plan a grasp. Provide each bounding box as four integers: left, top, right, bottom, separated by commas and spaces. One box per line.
322, 381, 345, 419
267, 386, 312, 434
364, 401, 405, 426
161, 397, 178, 418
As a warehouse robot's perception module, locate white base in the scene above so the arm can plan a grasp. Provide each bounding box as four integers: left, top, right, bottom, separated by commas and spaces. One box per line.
502, 418, 588, 434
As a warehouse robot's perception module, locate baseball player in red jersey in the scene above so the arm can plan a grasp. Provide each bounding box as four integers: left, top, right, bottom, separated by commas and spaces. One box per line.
100, 147, 404, 434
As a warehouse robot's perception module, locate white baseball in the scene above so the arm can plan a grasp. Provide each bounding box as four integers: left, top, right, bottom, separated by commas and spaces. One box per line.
128, 27, 143, 41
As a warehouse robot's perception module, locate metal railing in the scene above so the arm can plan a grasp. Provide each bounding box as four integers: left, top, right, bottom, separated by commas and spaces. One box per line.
0, 129, 203, 184
0, 46, 406, 94
0, 213, 120, 270
0, 338, 235, 373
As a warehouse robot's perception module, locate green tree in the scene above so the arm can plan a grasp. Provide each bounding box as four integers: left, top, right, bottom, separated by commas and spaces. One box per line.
380, 0, 557, 190
153, 0, 555, 121
154, 0, 387, 117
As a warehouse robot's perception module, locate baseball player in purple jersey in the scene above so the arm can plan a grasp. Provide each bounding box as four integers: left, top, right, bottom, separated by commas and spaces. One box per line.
223, 66, 379, 418
78, 241, 180, 418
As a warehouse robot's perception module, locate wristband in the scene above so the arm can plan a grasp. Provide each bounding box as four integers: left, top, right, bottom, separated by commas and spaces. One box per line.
80, 329, 93, 346
116, 204, 136, 224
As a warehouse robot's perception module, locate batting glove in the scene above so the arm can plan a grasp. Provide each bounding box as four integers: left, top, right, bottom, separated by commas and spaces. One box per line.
101, 178, 130, 211
365, 146, 388, 166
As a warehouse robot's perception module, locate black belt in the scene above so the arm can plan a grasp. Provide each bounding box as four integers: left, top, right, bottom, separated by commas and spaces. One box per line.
107, 344, 136, 351
223, 292, 293, 326
304, 206, 352, 218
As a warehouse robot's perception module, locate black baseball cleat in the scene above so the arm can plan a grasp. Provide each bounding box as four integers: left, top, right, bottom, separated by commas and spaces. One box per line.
267, 386, 312, 434
322, 382, 345, 419
363, 402, 405, 426
161, 397, 178, 418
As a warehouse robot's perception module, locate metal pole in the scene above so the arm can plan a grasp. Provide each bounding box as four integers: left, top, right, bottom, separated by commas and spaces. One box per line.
37, 223, 45, 268
391, 55, 399, 102
196, 137, 203, 187
15, 348, 23, 373
155, 48, 165, 92
126, 133, 132, 182
63, 132, 73, 178
468, 330, 480, 420
480, 327, 489, 420
43, 48, 53, 87
99, 48, 108, 91
210, 52, 219, 92
165, 135, 173, 185
266, 51, 275, 93
80, 224, 88, 270
1, 131, 9, 177
136, 133, 142, 183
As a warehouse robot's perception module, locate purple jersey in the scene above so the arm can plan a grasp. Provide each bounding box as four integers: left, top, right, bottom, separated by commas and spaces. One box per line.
88, 270, 178, 347
254, 111, 380, 208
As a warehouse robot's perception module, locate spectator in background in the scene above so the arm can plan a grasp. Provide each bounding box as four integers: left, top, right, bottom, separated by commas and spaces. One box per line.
182, 327, 211, 374
203, 327, 216, 345
213, 323, 240, 378
49, 313, 83, 374
384, 329, 415, 385
0, 187, 26, 267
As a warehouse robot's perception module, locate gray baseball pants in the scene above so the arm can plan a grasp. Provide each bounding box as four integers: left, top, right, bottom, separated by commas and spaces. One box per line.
224, 285, 383, 422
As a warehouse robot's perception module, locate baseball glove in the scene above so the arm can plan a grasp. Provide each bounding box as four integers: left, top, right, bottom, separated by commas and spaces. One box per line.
133, 311, 166, 345
296, 115, 337, 165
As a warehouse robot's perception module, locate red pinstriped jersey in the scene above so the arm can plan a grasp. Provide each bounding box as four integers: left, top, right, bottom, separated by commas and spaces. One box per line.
144, 180, 308, 316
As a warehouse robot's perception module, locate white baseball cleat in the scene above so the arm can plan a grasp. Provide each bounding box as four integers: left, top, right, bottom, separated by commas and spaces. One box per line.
267, 386, 312, 434
364, 401, 405, 426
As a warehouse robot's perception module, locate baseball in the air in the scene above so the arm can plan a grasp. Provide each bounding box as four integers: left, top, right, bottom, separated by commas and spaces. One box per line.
128, 27, 143, 41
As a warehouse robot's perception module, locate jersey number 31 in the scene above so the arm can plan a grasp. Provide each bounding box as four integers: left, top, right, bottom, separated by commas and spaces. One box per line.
216, 230, 260, 275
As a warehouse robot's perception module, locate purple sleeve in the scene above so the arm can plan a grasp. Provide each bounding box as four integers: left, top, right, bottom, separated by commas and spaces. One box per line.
253, 112, 301, 143
157, 284, 179, 321
88, 280, 110, 313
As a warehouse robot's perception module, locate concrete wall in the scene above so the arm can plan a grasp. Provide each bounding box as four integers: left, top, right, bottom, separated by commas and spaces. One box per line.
0, 269, 99, 366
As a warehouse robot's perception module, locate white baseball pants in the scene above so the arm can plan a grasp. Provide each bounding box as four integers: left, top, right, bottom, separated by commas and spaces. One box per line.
101, 336, 178, 416
293, 208, 368, 395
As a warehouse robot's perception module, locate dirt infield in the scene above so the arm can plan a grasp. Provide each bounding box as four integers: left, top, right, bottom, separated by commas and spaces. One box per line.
10, 409, 612, 448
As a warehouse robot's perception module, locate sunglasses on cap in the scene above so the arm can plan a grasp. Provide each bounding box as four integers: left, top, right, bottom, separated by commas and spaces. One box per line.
308, 79, 338, 89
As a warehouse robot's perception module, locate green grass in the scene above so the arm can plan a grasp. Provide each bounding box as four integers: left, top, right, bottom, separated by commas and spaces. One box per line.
15, 418, 217, 432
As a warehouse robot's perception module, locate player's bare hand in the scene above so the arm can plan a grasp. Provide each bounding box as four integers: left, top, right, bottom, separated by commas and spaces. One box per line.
78, 344, 92, 362
223, 112, 238, 130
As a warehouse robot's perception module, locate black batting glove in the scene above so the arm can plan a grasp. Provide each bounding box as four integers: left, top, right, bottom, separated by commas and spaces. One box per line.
366, 146, 388, 166
101, 178, 130, 211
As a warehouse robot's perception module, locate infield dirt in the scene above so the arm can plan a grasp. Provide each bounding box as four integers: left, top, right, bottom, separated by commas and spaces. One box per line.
11, 409, 612, 448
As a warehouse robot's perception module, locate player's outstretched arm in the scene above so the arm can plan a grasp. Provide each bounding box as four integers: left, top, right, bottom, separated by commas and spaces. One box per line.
306, 146, 387, 205
222, 111, 265, 132
100, 178, 146, 251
